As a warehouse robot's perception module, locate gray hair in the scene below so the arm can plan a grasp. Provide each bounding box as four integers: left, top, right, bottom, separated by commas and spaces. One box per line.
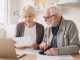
44, 5, 62, 17
22, 5, 35, 17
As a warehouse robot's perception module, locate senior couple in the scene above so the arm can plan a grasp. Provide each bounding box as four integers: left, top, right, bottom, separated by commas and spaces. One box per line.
15, 5, 80, 55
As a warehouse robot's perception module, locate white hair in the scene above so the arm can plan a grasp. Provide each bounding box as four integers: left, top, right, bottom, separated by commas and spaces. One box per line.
22, 5, 35, 17
44, 5, 62, 17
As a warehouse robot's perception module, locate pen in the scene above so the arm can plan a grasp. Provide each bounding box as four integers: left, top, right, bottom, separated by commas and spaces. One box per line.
44, 37, 48, 51
44, 41, 47, 51
17, 54, 26, 59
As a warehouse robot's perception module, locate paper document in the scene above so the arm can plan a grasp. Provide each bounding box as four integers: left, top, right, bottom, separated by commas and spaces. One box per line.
37, 55, 74, 60
24, 49, 41, 55
16, 50, 26, 58
13, 37, 33, 48
16, 50, 26, 55
16, 49, 41, 55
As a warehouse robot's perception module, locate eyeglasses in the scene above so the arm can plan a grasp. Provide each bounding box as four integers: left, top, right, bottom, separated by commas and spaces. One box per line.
43, 14, 56, 20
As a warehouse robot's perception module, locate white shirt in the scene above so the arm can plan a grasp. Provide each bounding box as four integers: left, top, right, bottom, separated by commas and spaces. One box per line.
24, 24, 36, 45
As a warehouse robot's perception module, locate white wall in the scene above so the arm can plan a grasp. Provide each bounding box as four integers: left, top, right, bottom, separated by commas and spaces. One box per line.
10, 0, 34, 24
10, 0, 20, 24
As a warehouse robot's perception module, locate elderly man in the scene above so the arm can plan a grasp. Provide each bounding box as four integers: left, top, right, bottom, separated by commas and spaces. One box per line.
39, 6, 80, 56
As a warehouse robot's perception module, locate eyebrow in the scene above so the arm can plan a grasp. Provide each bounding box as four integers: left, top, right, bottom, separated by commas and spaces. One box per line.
44, 14, 56, 18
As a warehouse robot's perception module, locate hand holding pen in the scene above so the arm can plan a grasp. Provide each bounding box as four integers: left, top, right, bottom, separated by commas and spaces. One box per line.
39, 42, 48, 51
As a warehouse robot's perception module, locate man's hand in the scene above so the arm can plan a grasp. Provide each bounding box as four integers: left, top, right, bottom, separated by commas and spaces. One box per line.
39, 42, 48, 50
44, 48, 58, 56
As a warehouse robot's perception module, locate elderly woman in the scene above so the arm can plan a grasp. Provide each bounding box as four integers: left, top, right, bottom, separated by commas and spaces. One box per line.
15, 5, 44, 49
39, 6, 80, 55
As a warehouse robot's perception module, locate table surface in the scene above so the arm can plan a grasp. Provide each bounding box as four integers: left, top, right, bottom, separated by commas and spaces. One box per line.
16, 48, 80, 60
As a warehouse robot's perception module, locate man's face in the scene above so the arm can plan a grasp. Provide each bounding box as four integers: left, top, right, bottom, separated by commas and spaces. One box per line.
44, 10, 60, 27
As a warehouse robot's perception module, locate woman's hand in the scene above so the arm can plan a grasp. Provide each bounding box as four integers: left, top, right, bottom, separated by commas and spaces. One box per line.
31, 43, 39, 49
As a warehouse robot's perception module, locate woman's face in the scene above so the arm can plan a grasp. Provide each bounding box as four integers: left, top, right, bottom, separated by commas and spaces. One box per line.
24, 12, 35, 24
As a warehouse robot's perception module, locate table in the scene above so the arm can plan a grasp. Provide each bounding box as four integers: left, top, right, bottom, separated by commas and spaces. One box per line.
16, 48, 80, 60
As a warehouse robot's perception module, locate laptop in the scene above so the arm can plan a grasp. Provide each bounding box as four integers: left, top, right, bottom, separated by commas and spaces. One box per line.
0, 38, 25, 60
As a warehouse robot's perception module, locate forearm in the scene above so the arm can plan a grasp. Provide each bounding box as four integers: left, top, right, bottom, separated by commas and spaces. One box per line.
58, 44, 79, 55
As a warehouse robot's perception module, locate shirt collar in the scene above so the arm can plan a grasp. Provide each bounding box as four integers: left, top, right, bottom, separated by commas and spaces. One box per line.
59, 17, 66, 31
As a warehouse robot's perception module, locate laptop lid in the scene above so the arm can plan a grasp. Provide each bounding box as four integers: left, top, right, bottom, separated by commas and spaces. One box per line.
0, 38, 17, 59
